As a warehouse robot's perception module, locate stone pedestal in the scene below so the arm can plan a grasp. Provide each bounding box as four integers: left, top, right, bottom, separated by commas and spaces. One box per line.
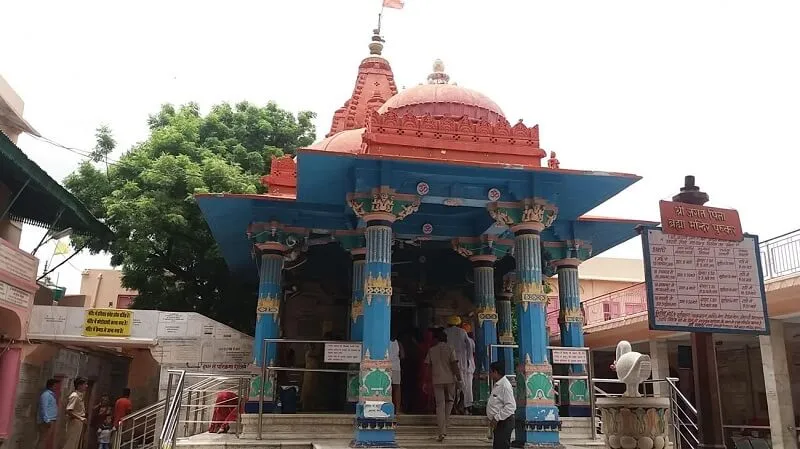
596, 397, 670, 449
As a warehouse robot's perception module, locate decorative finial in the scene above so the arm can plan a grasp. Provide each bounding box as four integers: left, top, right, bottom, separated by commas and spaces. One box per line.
427, 59, 450, 84
369, 28, 385, 56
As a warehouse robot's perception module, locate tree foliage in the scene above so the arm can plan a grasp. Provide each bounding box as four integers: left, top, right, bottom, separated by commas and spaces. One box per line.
65, 102, 316, 332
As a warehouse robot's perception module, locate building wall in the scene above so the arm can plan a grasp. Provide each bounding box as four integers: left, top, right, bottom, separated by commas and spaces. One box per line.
8, 344, 130, 449
79, 269, 137, 308
0, 75, 29, 246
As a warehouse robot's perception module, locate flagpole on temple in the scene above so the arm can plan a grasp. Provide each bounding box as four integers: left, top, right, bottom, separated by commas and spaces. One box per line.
377, 0, 385, 34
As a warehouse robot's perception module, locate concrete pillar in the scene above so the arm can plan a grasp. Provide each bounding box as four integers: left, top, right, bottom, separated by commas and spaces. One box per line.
649, 340, 670, 397
472, 255, 498, 406
354, 219, 396, 446
254, 249, 285, 368
350, 248, 366, 341
347, 186, 420, 447
759, 320, 798, 449
497, 271, 516, 378
347, 247, 367, 405
513, 223, 561, 445
556, 260, 590, 416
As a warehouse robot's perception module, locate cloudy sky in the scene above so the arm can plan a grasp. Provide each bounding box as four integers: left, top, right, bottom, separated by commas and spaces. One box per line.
3, 0, 798, 293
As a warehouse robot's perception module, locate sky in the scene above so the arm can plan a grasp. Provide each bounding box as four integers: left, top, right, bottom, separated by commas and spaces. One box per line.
2, 0, 799, 294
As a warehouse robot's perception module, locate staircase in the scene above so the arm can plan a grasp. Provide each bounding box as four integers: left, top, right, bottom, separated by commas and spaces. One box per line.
171, 414, 599, 449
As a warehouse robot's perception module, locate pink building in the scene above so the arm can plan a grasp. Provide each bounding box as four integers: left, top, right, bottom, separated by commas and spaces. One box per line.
0, 76, 111, 443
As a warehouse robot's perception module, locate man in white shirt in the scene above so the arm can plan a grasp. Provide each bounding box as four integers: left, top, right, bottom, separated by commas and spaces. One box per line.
487, 361, 516, 449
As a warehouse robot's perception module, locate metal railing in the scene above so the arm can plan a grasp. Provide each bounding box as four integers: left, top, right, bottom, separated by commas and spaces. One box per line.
114, 372, 250, 449
257, 338, 360, 440
760, 228, 800, 280
592, 377, 697, 449
486, 344, 597, 440
543, 228, 800, 336
158, 370, 186, 449
547, 283, 648, 337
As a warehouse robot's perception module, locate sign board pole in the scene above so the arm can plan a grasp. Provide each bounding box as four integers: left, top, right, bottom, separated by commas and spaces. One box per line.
672, 176, 725, 449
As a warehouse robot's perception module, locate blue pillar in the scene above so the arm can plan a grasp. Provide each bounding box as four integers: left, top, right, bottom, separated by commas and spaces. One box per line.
347, 186, 420, 447
513, 223, 562, 447
497, 272, 516, 379
556, 261, 589, 416
347, 248, 367, 406
249, 243, 286, 408
472, 256, 498, 406
254, 249, 285, 366
351, 249, 367, 341
353, 220, 396, 447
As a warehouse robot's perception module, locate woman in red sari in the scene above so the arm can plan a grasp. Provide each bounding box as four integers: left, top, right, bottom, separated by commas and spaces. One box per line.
415, 329, 436, 413
208, 391, 241, 434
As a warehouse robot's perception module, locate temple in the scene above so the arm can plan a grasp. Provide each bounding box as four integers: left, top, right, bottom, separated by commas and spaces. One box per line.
196, 31, 653, 448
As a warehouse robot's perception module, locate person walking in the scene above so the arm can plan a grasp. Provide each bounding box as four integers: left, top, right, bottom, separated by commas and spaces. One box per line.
487, 361, 516, 449
463, 327, 476, 414
424, 329, 463, 442
443, 316, 471, 414
36, 379, 59, 449
62, 377, 88, 449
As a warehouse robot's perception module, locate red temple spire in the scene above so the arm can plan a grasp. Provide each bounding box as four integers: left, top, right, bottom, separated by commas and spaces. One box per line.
326, 30, 398, 137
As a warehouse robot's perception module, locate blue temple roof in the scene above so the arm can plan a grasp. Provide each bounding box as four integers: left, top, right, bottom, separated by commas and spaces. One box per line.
295, 150, 641, 222
196, 190, 655, 281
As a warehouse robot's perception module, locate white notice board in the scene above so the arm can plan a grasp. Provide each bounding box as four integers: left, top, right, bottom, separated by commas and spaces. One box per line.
642, 227, 769, 334
324, 342, 362, 364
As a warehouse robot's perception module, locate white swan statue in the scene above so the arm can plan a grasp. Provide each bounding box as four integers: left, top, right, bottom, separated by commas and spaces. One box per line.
614, 340, 652, 397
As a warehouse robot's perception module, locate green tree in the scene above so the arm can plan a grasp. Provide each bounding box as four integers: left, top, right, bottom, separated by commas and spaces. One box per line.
65, 101, 316, 332
90, 124, 116, 176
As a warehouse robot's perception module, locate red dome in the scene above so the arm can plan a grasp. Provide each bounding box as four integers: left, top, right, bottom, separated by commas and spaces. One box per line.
307, 128, 365, 154
377, 83, 505, 124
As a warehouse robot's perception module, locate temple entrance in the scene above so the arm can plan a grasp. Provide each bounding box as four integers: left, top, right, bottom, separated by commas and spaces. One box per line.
277, 240, 492, 414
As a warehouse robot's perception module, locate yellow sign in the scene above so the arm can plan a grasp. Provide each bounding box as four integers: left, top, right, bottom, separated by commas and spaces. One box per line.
83, 308, 133, 337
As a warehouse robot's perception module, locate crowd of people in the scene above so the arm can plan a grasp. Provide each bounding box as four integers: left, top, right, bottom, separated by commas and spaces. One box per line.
35, 378, 133, 449
391, 315, 517, 448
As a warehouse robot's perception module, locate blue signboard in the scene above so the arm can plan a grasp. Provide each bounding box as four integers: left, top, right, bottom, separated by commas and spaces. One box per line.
641, 226, 769, 335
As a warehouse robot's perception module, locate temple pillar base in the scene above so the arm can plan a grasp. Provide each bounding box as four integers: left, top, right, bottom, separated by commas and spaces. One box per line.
351, 411, 397, 448
514, 405, 563, 447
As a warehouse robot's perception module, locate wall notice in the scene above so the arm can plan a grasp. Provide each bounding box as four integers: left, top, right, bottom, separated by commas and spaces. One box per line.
324, 342, 362, 364
642, 228, 768, 334
83, 308, 133, 337
0, 281, 33, 309
550, 348, 588, 365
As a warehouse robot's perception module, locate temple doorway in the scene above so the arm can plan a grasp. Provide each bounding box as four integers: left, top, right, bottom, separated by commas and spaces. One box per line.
278, 240, 500, 414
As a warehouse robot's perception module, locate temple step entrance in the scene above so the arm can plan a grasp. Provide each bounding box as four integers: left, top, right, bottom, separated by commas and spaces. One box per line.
174, 415, 598, 449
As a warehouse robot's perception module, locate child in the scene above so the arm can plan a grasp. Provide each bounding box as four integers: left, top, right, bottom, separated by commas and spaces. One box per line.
96, 415, 114, 449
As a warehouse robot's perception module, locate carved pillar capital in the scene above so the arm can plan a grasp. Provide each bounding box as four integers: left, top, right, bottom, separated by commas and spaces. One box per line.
451, 234, 513, 262
487, 198, 558, 232
248, 221, 308, 255
347, 186, 421, 223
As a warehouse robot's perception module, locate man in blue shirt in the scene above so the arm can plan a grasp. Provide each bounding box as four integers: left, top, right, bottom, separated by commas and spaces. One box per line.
37, 379, 59, 449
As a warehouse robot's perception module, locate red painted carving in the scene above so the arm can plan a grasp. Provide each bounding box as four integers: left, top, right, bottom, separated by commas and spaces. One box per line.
327, 56, 398, 137
547, 151, 560, 169
361, 110, 545, 168
261, 155, 297, 199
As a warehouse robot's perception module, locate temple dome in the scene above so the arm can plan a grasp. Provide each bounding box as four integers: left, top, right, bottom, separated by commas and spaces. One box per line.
307, 128, 364, 154
377, 59, 505, 123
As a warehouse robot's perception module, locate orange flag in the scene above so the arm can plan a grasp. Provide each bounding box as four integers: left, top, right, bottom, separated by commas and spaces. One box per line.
383, 0, 404, 9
